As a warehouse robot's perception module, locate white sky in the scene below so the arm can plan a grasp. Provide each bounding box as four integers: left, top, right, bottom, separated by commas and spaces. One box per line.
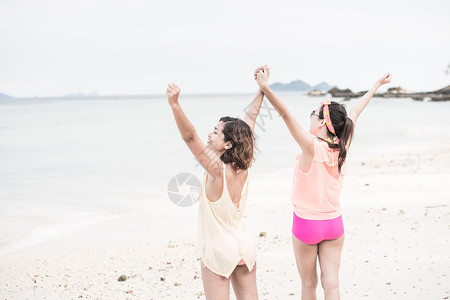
1, 0, 450, 97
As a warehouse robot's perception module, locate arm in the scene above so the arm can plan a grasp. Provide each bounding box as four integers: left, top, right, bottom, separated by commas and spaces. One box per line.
243, 89, 264, 132
243, 66, 271, 132
349, 72, 392, 125
256, 67, 314, 155
167, 84, 222, 179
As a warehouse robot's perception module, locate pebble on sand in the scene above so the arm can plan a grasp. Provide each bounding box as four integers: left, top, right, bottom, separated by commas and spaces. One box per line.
118, 275, 127, 282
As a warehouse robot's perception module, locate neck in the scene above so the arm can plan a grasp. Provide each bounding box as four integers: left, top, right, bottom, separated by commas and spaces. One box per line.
207, 144, 225, 157
315, 130, 333, 141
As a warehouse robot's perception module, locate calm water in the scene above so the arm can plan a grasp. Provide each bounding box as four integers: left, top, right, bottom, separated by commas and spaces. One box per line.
1, 93, 449, 255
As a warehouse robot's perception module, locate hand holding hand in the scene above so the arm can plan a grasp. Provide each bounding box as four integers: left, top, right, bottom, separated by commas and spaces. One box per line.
254, 65, 270, 80
377, 72, 392, 86
166, 83, 181, 106
255, 65, 270, 89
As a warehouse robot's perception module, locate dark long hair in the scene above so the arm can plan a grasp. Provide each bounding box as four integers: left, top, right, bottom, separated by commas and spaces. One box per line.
318, 102, 354, 173
219, 116, 255, 172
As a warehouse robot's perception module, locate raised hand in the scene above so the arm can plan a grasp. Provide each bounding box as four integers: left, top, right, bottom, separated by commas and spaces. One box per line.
166, 83, 181, 106
254, 65, 270, 80
349, 72, 393, 126
255, 65, 270, 89
377, 72, 392, 86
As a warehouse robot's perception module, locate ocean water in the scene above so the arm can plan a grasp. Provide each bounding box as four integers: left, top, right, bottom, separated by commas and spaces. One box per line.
1, 93, 449, 256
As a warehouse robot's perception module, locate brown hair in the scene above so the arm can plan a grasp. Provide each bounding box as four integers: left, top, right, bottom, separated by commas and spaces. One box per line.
318, 102, 354, 173
219, 116, 255, 172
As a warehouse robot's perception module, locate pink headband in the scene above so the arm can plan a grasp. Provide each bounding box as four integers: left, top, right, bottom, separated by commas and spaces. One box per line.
321, 100, 336, 135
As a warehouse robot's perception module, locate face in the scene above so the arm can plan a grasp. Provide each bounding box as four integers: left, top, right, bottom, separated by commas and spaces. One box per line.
309, 105, 326, 134
207, 121, 232, 153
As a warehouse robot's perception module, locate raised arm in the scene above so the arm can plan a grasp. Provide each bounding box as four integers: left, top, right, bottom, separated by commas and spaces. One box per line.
167, 83, 222, 179
349, 72, 392, 125
255, 67, 314, 155
243, 89, 264, 132
243, 66, 269, 132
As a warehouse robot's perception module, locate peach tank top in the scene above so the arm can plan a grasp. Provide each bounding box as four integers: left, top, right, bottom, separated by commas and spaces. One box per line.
290, 138, 346, 220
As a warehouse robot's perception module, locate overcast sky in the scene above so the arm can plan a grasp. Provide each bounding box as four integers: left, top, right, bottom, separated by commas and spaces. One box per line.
1, 0, 449, 97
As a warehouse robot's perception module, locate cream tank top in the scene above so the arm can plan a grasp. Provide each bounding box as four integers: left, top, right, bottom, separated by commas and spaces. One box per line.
196, 163, 256, 278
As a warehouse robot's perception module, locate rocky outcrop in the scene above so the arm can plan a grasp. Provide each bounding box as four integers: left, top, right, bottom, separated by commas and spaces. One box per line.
434, 85, 450, 95
327, 88, 367, 99
327, 85, 450, 101
379, 85, 450, 101
307, 89, 326, 96
386, 87, 409, 94
328, 88, 357, 98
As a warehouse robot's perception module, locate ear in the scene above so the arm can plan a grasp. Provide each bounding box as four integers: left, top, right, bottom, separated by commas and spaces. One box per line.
224, 141, 233, 150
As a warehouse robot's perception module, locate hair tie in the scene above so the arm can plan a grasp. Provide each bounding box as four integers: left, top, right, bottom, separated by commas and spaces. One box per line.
321, 99, 336, 135
325, 136, 340, 145
231, 162, 241, 173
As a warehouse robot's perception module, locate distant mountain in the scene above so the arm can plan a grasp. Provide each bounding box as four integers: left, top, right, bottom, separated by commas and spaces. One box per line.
270, 80, 311, 91
0, 93, 12, 99
269, 80, 334, 92
311, 82, 335, 92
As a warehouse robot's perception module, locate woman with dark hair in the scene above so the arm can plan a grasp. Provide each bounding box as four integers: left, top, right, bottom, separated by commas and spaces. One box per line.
166, 67, 268, 300
255, 66, 391, 300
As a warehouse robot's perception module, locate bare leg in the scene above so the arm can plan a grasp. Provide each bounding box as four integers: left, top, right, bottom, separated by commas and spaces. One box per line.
292, 234, 319, 300
230, 263, 258, 300
317, 235, 345, 300
201, 260, 231, 300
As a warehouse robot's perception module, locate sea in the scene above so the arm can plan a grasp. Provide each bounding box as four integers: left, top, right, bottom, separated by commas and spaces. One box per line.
1, 92, 449, 256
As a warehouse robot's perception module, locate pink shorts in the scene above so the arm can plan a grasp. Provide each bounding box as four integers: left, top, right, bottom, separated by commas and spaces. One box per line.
292, 212, 344, 245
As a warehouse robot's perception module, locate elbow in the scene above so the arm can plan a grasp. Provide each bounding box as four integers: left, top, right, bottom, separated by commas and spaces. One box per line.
281, 111, 292, 121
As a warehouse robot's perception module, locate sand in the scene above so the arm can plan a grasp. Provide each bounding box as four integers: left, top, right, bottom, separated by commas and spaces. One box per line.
1, 142, 449, 299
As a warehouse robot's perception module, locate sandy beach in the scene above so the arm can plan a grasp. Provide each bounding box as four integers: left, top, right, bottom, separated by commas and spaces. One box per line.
2, 0, 450, 297
1, 139, 449, 299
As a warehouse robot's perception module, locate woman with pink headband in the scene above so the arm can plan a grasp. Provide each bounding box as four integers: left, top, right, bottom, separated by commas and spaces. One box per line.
254, 66, 391, 299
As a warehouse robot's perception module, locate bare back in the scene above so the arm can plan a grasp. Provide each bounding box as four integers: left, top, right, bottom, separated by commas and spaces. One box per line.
205, 164, 249, 204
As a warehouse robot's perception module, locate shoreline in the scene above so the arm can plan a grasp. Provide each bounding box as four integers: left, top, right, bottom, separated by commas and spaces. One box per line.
1, 142, 449, 299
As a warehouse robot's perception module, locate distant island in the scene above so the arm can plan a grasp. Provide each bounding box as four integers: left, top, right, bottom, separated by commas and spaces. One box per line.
4, 83, 449, 101
269, 79, 450, 101
0, 93, 12, 99
269, 80, 335, 92
64, 92, 98, 98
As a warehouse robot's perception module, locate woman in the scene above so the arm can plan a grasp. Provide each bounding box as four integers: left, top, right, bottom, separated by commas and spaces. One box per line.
167, 66, 269, 299
255, 66, 391, 299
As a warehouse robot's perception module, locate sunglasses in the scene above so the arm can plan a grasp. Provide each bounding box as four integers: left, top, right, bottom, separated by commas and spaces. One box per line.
310, 110, 320, 118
